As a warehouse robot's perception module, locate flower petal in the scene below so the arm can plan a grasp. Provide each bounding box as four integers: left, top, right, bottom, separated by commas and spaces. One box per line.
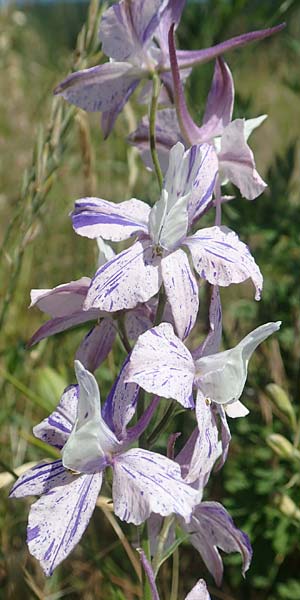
199, 57, 234, 139
72, 197, 150, 241
113, 448, 200, 524
54, 62, 141, 113
30, 278, 91, 318
101, 79, 140, 138
99, 0, 168, 61
27, 309, 101, 347
10, 460, 68, 498
218, 119, 267, 200
84, 240, 162, 312
27, 472, 103, 575
185, 225, 263, 300
185, 501, 252, 586
127, 323, 195, 408
124, 301, 156, 340
225, 399, 249, 418
75, 318, 116, 372
102, 355, 140, 439
185, 580, 211, 600
187, 144, 218, 224
161, 249, 199, 340
192, 286, 222, 360
194, 321, 281, 406
33, 385, 78, 449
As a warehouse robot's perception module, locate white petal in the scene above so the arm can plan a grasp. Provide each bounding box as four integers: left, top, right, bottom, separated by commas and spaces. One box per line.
113, 448, 200, 524
127, 323, 195, 408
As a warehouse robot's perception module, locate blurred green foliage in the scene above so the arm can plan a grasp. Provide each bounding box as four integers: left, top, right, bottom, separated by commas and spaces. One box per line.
1, 0, 300, 598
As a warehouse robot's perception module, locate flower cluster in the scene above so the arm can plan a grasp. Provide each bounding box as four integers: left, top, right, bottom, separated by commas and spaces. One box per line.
11, 1, 284, 597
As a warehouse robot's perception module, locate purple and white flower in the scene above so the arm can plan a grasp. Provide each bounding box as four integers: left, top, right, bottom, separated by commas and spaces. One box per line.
10, 361, 200, 575
54, 0, 284, 137
72, 142, 263, 340
126, 320, 281, 418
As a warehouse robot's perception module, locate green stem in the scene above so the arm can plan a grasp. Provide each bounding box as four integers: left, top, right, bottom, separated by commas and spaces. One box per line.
170, 547, 179, 600
142, 537, 152, 600
152, 515, 175, 576
149, 74, 163, 191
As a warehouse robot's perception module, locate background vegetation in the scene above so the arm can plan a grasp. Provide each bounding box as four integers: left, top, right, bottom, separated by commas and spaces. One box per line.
0, 1, 300, 598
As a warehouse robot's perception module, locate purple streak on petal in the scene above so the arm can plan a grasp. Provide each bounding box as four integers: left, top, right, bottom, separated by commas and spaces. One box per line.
155, 0, 186, 56
161, 249, 199, 340
9, 460, 69, 498
33, 385, 78, 449
185, 225, 263, 299
76, 318, 116, 372
176, 23, 286, 69
84, 240, 162, 312
127, 323, 195, 408
168, 23, 201, 145
27, 472, 103, 576
72, 197, 150, 241
113, 448, 199, 524
139, 550, 160, 600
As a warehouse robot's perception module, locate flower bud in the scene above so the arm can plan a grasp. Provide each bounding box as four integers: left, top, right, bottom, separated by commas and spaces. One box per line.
265, 384, 296, 430
274, 494, 300, 520
267, 434, 300, 461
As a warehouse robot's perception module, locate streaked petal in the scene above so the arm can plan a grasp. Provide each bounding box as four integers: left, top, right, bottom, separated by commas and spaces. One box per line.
194, 322, 281, 406
72, 197, 150, 241
127, 323, 195, 408
54, 62, 141, 113
33, 385, 78, 449
113, 448, 200, 524
155, 0, 186, 56
27, 472, 102, 575
185, 225, 263, 300
124, 301, 156, 340
161, 249, 199, 340
84, 240, 162, 312
185, 501, 252, 586
218, 119, 267, 200
10, 460, 68, 498
101, 79, 140, 138
192, 286, 222, 360
187, 144, 218, 224
75, 318, 116, 372
185, 580, 211, 600
99, 0, 168, 61
200, 58, 234, 138
102, 355, 140, 439
189, 393, 220, 488
30, 278, 90, 318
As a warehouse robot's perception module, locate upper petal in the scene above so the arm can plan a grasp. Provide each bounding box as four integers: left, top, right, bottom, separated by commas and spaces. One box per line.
161, 249, 199, 340
185, 225, 263, 300
99, 0, 168, 61
199, 57, 234, 139
127, 322, 195, 408
84, 240, 162, 312
54, 62, 141, 113
27, 472, 102, 575
10, 460, 68, 498
72, 197, 150, 241
113, 448, 200, 524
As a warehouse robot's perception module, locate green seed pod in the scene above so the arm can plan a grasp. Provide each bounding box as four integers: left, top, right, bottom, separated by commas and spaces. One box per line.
274, 494, 300, 520
267, 434, 300, 461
